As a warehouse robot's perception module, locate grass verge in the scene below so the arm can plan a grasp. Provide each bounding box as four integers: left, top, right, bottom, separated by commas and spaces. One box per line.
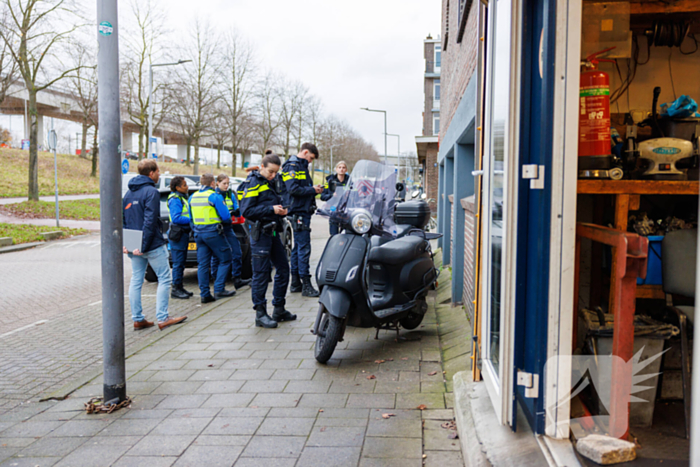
0, 199, 101, 220
0, 223, 89, 245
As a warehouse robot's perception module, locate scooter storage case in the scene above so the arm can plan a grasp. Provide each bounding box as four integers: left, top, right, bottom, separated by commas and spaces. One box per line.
394, 200, 431, 228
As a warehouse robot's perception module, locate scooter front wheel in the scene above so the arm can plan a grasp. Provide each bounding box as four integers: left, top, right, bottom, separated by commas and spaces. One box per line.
314, 306, 343, 364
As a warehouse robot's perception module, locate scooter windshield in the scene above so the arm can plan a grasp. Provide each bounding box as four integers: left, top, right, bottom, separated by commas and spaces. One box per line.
318, 160, 397, 236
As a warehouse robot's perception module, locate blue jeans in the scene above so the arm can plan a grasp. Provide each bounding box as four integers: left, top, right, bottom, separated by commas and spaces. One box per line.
251, 231, 290, 307
196, 232, 232, 297
128, 244, 171, 323
211, 227, 242, 279
290, 215, 311, 277
169, 232, 190, 286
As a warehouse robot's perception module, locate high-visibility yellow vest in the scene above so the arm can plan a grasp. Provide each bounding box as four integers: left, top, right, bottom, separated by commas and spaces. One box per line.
224, 192, 235, 211
167, 193, 190, 223
190, 190, 221, 225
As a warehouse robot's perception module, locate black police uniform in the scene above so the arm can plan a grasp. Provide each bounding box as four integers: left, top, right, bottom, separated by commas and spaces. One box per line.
281, 155, 319, 296
238, 170, 295, 327
320, 173, 350, 236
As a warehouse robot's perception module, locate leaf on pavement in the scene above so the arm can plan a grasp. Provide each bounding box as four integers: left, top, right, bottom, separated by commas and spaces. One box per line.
448, 431, 459, 439
428, 371, 438, 376
375, 360, 385, 364
416, 404, 427, 410
366, 375, 376, 380
382, 413, 396, 419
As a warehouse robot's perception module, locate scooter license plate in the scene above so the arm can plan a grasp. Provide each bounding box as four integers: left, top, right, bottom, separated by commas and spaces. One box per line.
188, 243, 197, 251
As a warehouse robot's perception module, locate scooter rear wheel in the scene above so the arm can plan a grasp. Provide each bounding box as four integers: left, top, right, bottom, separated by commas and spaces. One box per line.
400, 312, 425, 330
314, 307, 343, 364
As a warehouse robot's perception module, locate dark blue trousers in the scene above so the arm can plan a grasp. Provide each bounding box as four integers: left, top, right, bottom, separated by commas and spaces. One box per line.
196, 232, 232, 297
251, 231, 289, 307
169, 233, 190, 286
290, 215, 311, 277
212, 227, 243, 279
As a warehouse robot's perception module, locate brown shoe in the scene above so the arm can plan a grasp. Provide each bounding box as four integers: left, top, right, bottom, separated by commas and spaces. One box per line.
158, 316, 187, 330
133, 319, 154, 330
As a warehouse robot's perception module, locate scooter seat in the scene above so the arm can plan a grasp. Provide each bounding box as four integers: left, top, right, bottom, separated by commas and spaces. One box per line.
367, 236, 427, 265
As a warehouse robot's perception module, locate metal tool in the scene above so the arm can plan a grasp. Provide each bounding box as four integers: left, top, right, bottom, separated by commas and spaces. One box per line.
639, 137, 694, 179
578, 167, 624, 180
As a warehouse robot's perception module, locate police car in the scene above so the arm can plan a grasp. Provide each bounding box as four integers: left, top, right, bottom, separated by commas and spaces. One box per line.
143, 188, 253, 282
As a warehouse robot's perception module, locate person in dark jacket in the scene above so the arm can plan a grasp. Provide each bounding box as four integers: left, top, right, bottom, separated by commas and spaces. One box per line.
123, 159, 187, 331
189, 173, 237, 303
167, 176, 194, 300
211, 174, 251, 290
281, 142, 323, 297
320, 160, 350, 236
239, 153, 296, 328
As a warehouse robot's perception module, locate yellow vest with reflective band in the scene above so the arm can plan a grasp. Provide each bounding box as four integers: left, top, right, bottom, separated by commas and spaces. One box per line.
167, 193, 190, 223
224, 192, 235, 210
190, 190, 221, 225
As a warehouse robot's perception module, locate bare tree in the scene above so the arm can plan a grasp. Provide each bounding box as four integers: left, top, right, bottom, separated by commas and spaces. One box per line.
220, 30, 255, 173
173, 20, 221, 175
0, 0, 83, 201
68, 43, 98, 175
277, 79, 307, 157
253, 71, 281, 155
0, 9, 17, 107
210, 105, 229, 170
121, 0, 168, 159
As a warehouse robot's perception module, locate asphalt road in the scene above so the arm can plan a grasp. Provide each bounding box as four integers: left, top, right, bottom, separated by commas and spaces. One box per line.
0, 213, 332, 414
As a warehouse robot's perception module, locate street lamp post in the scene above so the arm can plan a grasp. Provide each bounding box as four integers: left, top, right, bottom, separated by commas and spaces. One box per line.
329, 144, 342, 175
360, 107, 387, 165
387, 133, 400, 179
148, 59, 191, 161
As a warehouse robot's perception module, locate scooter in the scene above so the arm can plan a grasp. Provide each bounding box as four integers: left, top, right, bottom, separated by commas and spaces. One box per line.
311, 160, 441, 363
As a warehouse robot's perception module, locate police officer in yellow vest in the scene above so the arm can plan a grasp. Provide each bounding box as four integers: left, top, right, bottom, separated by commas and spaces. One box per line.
167, 176, 195, 300
189, 173, 236, 303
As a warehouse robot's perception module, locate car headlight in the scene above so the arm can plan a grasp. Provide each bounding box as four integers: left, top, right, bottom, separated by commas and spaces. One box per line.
351, 209, 372, 234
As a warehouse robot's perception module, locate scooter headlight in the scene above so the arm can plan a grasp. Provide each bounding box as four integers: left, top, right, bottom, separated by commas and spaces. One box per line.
351, 209, 372, 234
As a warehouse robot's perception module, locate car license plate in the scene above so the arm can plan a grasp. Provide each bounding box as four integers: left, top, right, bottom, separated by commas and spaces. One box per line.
188, 243, 197, 251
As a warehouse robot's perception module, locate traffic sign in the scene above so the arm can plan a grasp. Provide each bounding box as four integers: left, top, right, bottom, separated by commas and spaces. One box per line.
121, 158, 129, 174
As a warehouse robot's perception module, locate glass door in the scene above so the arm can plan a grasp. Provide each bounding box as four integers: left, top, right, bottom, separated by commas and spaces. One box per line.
480, 0, 520, 426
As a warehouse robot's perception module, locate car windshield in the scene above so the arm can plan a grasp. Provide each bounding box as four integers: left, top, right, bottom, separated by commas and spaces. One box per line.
318, 160, 397, 236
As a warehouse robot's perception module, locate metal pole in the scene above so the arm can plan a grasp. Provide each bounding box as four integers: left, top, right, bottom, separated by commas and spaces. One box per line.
383, 112, 387, 165
24, 100, 27, 141
97, 0, 127, 405
51, 118, 59, 227
148, 65, 153, 160
330, 146, 333, 176
691, 196, 700, 463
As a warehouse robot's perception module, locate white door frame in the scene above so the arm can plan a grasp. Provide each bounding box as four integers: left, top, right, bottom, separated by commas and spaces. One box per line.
544, 0, 583, 439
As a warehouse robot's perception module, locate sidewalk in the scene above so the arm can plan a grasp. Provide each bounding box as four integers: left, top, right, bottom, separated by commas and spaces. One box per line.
0, 212, 100, 230
0, 262, 466, 467
0, 194, 100, 205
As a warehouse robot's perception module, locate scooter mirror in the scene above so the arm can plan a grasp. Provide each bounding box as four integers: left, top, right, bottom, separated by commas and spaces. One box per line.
395, 182, 405, 193
411, 190, 420, 198
421, 193, 427, 200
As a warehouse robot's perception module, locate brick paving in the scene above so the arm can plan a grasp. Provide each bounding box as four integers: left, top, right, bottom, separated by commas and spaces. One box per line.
0, 225, 465, 466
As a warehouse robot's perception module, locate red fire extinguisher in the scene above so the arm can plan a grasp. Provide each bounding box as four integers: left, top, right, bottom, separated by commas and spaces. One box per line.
579, 47, 616, 164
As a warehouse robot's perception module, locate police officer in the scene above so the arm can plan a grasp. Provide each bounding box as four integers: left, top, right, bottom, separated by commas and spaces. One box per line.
239, 153, 296, 328
167, 176, 194, 299
320, 160, 350, 236
189, 173, 236, 303
211, 173, 251, 290
281, 142, 323, 297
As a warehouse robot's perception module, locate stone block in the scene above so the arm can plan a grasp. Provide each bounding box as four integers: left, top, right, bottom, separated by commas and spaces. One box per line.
40, 231, 63, 241
0, 237, 12, 247
576, 435, 636, 465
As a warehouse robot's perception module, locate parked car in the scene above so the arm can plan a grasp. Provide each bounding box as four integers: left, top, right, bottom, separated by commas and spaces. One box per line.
121, 173, 198, 198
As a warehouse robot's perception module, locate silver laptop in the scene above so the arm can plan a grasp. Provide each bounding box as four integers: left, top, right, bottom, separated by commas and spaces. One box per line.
123, 229, 143, 253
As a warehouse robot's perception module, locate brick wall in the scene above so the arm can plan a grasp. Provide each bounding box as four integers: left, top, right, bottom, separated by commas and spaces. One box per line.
448, 194, 454, 266
425, 146, 438, 213
461, 196, 476, 322
423, 78, 435, 136
440, 0, 480, 138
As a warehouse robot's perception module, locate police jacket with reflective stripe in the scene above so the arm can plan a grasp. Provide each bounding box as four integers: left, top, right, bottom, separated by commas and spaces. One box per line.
188, 187, 231, 234
239, 171, 285, 224
281, 155, 316, 216
320, 173, 350, 201
122, 175, 165, 253
167, 193, 191, 231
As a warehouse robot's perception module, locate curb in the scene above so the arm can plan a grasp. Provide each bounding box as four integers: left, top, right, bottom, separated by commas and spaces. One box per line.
0, 242, 43, 254
40, 295, 234, 402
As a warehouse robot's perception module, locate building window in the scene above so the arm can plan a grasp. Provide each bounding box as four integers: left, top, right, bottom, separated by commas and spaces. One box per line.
433, 79, 441, 109
435, 46, 442, 70
444, 0, 450, 50
457, 0, 471, 43
433, 114, 440, 135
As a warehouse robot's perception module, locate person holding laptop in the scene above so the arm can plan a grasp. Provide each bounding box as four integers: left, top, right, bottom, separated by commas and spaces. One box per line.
123, 159, 187, 331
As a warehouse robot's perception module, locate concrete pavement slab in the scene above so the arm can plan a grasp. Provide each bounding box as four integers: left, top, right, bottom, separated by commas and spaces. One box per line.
297, 447, 362, 467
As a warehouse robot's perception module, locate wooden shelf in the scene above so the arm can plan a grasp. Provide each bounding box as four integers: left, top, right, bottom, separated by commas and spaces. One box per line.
636, 284, 665, 299
631, 0, 700, 15
577, 179, 699, 195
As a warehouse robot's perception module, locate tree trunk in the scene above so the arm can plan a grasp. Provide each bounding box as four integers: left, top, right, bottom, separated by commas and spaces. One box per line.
91, 125, 98, 178
193, 141, 200, 175
80, 121, 89, 159
216, 144, 221, 169
138, 129, 144, 160
27, 89, 39, 202
240, 147, 246, 171
186, 141, 191, 166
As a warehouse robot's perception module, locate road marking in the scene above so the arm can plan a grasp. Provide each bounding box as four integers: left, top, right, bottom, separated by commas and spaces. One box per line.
0, 320, 49, 339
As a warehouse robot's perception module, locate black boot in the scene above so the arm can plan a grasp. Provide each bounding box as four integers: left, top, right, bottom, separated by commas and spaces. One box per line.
171, 285, 190, 300
290, 274, 302, 293
301, 276, 320, 298
214, 289, 236, 299
255, 305, 278, 328
181, 286, 194, 297
272, 301, 297, 322
233, 276, 252, 289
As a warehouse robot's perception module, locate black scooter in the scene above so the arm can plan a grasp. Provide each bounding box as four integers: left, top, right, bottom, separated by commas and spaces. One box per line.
311, 161, 440, 363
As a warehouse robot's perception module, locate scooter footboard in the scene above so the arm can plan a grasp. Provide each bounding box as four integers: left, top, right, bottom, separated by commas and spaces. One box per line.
319, 286, 352, 319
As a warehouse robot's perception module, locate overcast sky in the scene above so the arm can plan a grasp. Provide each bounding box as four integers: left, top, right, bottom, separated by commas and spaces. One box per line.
166, 0, 442, 158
